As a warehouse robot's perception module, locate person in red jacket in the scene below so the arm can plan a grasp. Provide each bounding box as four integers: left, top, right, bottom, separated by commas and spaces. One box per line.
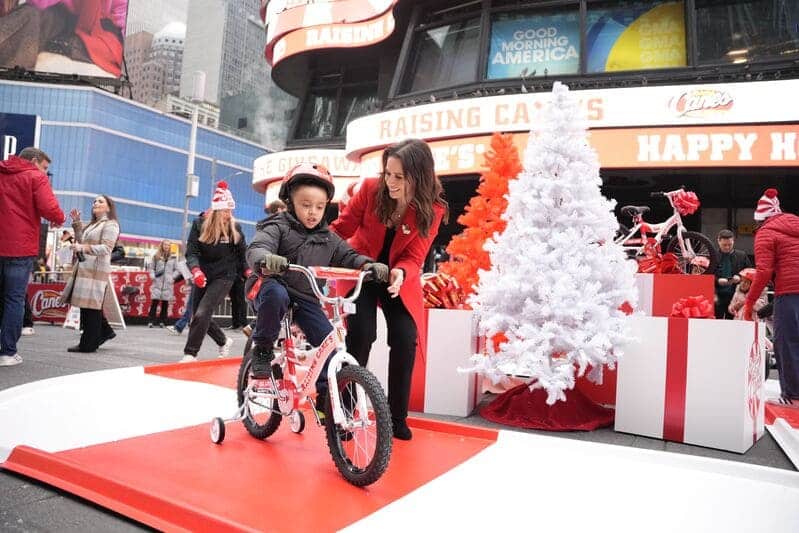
744, 188, 799, 407
331, 139, 448, 440
0, 147, 65, 366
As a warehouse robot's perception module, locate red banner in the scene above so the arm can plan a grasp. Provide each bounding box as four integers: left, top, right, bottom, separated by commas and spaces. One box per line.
27, 271, 191, 324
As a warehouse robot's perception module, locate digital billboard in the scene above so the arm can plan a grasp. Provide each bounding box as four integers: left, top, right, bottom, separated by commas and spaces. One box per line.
0, 0, 129, 78
586, 1, 686, 73
487, 10, 580, 80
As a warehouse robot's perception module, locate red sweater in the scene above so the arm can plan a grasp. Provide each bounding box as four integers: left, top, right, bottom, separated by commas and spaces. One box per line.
0, 156, 65, 257
746, 213, 799, 307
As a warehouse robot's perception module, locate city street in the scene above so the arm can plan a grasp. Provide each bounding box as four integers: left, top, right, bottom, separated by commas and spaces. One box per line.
0, 322, 794, 531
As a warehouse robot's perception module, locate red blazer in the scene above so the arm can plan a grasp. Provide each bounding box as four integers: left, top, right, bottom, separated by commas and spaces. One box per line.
331, 178, 445, 349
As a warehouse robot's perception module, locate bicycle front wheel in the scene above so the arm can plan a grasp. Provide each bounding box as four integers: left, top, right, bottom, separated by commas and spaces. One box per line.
666, 231, 718, 275
324, 365, 392, 486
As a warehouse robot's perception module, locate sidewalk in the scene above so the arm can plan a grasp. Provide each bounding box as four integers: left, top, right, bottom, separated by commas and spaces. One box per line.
0, 323, 794, 531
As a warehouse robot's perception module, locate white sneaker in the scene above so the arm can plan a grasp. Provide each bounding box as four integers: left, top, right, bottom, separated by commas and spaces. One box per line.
179, 354, 197, 363
218, 337, 234, 358
166, 325, 183, 335
0, 354, 22, 366
21, 327, 34, 336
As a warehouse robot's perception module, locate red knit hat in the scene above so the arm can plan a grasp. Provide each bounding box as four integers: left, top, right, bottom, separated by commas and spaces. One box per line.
754, 188, 781, 221
211, 181, 236, 211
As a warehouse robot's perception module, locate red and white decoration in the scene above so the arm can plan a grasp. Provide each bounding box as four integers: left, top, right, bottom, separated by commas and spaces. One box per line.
615, 316, 765, 453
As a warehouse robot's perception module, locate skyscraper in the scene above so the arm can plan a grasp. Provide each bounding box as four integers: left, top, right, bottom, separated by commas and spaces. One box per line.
180, 0, 296, 148
180, 0, 268, 105
125, 22, 186, 107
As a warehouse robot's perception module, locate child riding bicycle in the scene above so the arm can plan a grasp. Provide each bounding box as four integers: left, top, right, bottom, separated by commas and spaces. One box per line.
245, 163, 389, 407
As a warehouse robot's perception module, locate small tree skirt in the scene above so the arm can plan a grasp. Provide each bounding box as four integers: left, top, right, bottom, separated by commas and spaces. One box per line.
481, 383, 614, 431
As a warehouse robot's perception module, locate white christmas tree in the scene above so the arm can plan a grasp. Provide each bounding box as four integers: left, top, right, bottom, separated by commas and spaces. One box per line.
468, 82, 637, 405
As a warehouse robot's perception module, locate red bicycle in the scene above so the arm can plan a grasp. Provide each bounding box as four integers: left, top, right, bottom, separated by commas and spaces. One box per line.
210, 265, 392, 487
615, 188, 718, 275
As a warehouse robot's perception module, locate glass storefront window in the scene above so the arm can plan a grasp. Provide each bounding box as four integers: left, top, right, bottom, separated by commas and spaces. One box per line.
401, 17, 481, 94
696, 0, 799, 64
586, 1, 686, 73
335, 88, 379, 137
487, 9, 580, 80
295, 90, 336, 140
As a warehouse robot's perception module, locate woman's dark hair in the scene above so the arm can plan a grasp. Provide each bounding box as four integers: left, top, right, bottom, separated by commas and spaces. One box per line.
90, 195, 119, 223
375, 139, 448, 237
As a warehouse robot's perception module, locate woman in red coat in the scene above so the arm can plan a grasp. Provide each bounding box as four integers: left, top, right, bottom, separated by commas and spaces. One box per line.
331, 139, 448, 440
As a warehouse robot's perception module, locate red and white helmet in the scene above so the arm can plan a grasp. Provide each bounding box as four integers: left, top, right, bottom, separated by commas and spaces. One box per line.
278, 163, 335, 203
739, 268, 757, 282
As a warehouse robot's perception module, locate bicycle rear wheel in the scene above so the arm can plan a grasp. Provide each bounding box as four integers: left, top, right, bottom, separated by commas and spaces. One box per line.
666, 231, 718, 275
237, 344, 282, 439
324, 365, 392, 486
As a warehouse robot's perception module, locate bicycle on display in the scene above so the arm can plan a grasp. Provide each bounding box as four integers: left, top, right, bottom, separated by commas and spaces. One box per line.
615, 188, 719, 275
209, 265, 392, 487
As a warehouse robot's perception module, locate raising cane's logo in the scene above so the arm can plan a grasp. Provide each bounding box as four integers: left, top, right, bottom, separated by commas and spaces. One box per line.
670, 89, 734, 118
134, 273, 150, 283
30, 289, 67, 319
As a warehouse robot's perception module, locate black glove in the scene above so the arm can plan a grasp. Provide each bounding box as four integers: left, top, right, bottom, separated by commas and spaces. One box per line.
260, 254, 288, 274
154, 269, 165, 278
363, 262, 389, 283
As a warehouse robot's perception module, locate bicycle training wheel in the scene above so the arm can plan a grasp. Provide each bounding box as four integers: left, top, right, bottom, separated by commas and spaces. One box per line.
324, 365, 392, 486
666, 231, 718, 275
237, 345, 282, 439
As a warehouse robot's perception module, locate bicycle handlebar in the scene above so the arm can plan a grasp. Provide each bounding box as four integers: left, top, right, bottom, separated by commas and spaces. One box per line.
287, 264, 370, 306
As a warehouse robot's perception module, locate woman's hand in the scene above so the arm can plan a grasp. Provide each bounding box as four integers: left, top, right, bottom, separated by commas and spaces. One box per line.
69, 208, 81, 222
387, 268, 404, 298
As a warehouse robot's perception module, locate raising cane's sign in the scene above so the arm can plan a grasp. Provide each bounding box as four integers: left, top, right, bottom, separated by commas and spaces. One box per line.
28, 285, 68, 322
344, 79, 799, 160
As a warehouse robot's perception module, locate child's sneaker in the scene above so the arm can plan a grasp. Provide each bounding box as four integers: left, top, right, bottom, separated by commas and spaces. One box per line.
250, 344, 274, 379
179, 354, 196, 363
166, 325, 183, 335
218, 337, 234, 358
21, 327, 34, 336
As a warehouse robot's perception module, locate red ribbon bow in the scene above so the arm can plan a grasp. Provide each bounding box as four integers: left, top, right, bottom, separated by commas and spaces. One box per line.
672, 191, 701, 216
422, 273, 466, 309
670, 295, 714, 319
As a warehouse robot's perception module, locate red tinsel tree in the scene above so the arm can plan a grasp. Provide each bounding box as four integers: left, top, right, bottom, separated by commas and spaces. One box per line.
439, 133, 522, 299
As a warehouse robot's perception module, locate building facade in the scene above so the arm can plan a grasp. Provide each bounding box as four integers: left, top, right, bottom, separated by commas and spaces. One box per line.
0, 80, 268, 245
255, 0, 799, 253
125, 0, 189, 35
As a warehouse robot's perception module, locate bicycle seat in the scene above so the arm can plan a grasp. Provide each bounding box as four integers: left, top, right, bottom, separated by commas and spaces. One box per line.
621, 205, 650, 218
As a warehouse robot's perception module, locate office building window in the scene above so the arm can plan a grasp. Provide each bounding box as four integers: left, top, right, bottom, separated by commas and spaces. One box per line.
696, 0, 799, 64
401, 17, 481, 93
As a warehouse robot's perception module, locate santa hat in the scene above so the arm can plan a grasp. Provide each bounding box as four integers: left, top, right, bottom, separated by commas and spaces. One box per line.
754, 188, 781, 221
211, 181, 236, 211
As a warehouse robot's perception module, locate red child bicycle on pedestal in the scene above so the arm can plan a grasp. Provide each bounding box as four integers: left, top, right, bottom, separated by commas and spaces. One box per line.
615, 188, 719, 275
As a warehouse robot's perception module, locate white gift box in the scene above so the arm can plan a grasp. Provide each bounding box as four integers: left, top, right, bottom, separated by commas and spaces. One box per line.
615, 316, 766, 453
367, 309, 479, 417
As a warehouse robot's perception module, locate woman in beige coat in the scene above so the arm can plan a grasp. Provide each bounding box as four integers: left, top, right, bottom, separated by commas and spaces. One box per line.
60, 195, 120, 352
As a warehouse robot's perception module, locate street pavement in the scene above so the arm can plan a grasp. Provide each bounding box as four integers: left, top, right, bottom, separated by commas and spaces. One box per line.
0, 322, 794, 532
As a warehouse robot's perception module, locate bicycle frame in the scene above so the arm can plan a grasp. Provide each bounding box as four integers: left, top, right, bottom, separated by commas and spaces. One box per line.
255, 265, 372, 429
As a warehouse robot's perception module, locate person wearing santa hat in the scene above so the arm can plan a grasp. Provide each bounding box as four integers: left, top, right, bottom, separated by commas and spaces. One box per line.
180, 181, 249, 363
744, 188, 799, 407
